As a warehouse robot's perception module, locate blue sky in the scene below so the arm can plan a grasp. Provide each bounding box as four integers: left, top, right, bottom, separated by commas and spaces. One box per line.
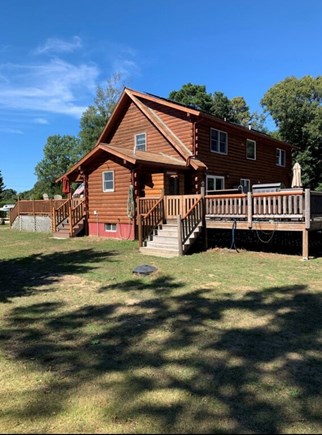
0, 0, 321, 193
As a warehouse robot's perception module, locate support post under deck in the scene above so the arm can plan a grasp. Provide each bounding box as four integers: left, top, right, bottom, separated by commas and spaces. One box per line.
302, 229, 309, 260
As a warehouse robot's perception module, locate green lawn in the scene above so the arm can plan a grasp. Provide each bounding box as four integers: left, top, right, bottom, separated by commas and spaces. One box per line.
0, 226, 322, 434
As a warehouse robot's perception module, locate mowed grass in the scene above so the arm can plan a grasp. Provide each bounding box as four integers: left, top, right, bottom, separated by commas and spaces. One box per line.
0, 225, 322, 434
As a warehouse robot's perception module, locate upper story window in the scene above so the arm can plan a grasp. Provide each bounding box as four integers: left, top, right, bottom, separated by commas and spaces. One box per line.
210, 128, 228, 154
246, 139, 256, 160
102, 170, 114, 192
135, 133, 146, 151
276, 148, 286, 167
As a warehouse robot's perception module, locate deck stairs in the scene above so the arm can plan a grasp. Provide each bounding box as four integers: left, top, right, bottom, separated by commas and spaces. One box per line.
53, 216, 85, 238
140, 219, 202, 258
52, 199, 86, 239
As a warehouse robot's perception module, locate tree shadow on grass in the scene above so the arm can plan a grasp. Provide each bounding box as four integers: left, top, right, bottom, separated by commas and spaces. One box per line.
0, 248, 117, 303
1, 277, 322, 433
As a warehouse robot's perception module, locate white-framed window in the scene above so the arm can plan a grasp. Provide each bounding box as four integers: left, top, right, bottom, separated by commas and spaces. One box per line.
210, 128, 228, 154
206, 175, 225, 193
102, 171, 114, 192
240, 178, 251, 193
135, 132, 146, 151
246, 139, 256, 160
276, 148, 286, 167
104, 223, 117, 232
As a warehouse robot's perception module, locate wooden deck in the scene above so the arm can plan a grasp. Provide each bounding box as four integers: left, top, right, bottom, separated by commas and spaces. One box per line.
9, 190, 322, 259
9, 199, 85, 236
138, 189, 322, 259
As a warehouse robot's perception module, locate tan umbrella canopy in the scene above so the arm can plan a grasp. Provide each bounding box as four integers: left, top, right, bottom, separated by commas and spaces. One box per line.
292, 162, 302, 188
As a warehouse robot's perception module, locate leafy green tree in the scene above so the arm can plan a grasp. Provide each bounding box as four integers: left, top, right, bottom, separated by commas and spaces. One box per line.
211, 91, 234, 120
261, 75, 322, 189
169, 83, 267, 132
230, 96, 251, 125
0, 188, 17, 204
79, 72, 124, 155
169, 83, 213, 112
34, 135, 82, 198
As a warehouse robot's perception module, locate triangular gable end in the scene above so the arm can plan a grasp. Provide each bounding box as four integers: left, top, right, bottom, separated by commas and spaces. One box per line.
95, 88, 200, 164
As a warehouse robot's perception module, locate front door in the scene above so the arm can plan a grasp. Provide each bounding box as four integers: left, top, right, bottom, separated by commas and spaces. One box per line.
168, 174, 179, 195
166, 173, 184, 195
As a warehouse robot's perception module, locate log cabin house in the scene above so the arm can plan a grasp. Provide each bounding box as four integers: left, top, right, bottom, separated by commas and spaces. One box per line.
11, 88, 322, 258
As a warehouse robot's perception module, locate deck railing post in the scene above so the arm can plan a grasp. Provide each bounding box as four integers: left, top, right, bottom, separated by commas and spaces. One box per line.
68, 203, 72, 237
177, 214, 183, 256
161, 189, 166, 223
201, 183, 207, 250
247, 192, 252, 228
304, 189, 310, 229
138, 214, 143, 247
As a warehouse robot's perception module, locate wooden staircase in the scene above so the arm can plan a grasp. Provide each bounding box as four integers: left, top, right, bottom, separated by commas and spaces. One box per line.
140, 219, 203, 257
53, 216, 85, 238
52, 199, 86, 238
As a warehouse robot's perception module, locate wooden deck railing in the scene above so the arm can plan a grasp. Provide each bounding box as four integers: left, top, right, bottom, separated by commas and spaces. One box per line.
206, 193, 248, 218
206, 190, 310, 223
165, 194, 201, 217
9, 199, 66, 226
53, 198, 85, 235
53, 200, 70, 230
138, 197, 164, 247
252, 190, 304, 219
178, 196, 204, 255
71, 199, 86, 234
310, 191, 322, 218
137, 197, 160, 215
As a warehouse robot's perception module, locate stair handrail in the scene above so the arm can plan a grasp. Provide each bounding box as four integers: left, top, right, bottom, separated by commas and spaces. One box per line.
53, 199, 70, 231
138, 197, 164, 247
71, 198, 86, 229
178, 196, 203, 254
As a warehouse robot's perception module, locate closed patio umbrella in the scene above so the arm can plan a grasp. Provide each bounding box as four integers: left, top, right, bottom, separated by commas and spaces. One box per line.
291, 162, 302, 188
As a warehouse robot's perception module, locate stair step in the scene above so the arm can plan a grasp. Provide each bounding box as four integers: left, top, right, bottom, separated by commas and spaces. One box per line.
140, 246, 180, 258
157, 229, 178, 237
150, 235, 178, 244
53, 231, 70, 239
146, 242, 179, 250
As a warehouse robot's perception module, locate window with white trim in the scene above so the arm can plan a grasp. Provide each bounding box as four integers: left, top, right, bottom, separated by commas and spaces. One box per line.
210, 128, 228, 154
246, 139, 256, 160
206, 175, 225, 193
104, 223, 117, 232
240, 178, 251, 193
276, 148, 286, 167
135, 133, 146, 151
102, 171, 114, 192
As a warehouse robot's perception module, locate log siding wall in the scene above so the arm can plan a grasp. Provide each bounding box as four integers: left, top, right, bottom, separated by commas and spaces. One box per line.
87, 157, 132, 225
196, 122, 292, 189
104, 102, 182, 159
144, 100, 194, 152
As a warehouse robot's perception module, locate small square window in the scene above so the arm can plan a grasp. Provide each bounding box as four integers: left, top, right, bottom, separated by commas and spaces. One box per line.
246, 139, 256, 160
104, 223, 117, 232
135, 133, 146, 151
102, 171, 114, 192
